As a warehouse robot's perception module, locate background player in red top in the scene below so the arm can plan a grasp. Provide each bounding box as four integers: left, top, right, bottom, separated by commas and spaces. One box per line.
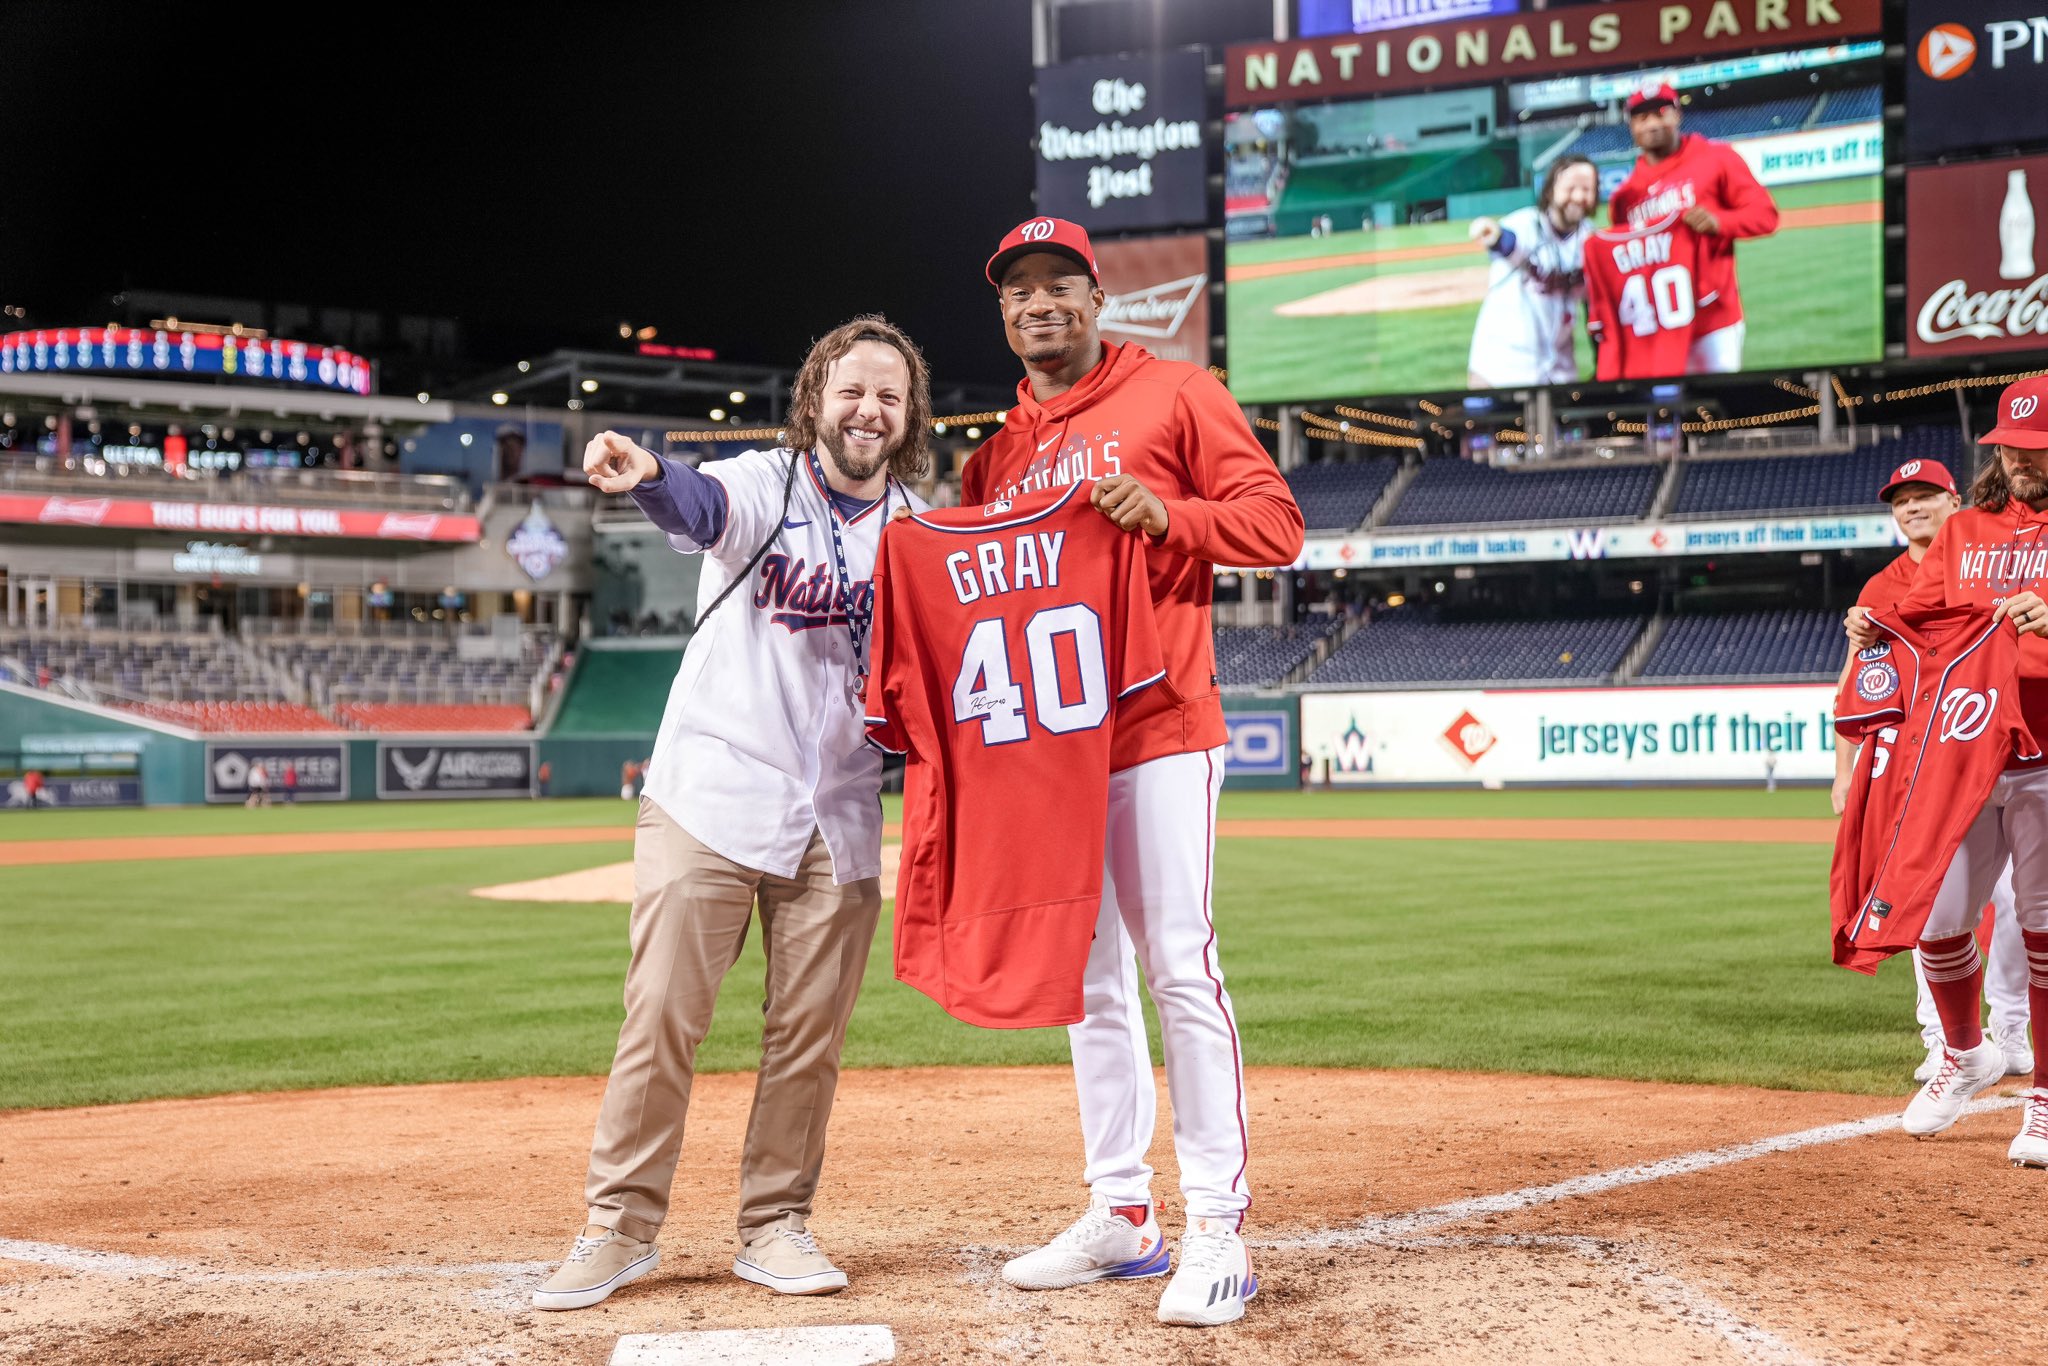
1606, 82, 1779, 375
961, 216, 1304, 1327
1837, 461, 2031, 1087
1890, 377, 2048, 1164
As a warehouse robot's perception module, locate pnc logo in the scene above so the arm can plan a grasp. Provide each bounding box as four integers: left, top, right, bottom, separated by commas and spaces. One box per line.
2014, 394, 2042, 420
1918, 23, 1977, 80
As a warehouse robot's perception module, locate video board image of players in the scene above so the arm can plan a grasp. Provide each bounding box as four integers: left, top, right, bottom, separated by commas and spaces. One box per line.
1223, 40, 1883, 403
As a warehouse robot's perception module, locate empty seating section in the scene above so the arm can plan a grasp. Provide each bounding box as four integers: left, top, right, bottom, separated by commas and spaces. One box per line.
1385, 458, 1658, 528
121, 701, 342, 732
1673, 428, 1961, 516
1639, 610, 1841, 680
333, 703, 531, 732
260, 635, 544, 708
548, 645, 685, 736
1815, 87, 1881, 125
1307, 608, 1642, 686
1561, 96, 1823, 159
1287, 458, 1401, 532
0, 630, 280, 702
1215, 617, 1343, 688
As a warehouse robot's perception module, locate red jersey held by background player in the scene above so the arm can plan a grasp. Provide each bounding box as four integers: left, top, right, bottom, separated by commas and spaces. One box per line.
1899, 500, 2048, 752
865, 483, 1166, 1029
962, 341, 1304, 771
1829, 606, 2039, 972
1607, 132, 1779, 339
1584, 216, 1713, 381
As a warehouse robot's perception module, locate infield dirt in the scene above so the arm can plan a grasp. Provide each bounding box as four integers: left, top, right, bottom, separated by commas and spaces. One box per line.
2, 1067, 2041, 1364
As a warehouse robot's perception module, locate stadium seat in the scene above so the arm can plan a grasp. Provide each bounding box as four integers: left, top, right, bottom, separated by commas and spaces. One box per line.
1384, 458, 1659, 528
1673, 427, 1965, 517
1286, 458, 1403, 532
1305, 606, 1643, 686
1638, 610, 1841, 680
1214, 616, 1344, 688
333, 703, 532, 732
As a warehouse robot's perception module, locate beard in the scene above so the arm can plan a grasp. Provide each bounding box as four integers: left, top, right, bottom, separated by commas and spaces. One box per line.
820, 423, 896, 483
2012, 468, 2048, 504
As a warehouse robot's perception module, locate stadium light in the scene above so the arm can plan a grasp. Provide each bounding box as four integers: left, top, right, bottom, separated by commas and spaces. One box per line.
934, 422, 948, 435
729, 390, 746, 403
516, 360, 531, 373
709, 408, 725, 421
966, 427, 981, 439
581, 379, 600, 393
416, 392, 431, 403
491, 392, 509, 405
460, 433, 474, 447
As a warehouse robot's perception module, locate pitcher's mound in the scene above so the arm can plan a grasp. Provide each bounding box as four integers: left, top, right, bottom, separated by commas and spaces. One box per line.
472, 844, 902, 904
1277, 263, 1488, 317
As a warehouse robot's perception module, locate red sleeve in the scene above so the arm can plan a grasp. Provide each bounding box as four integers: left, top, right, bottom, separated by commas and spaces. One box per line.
1607, 174, 1639, 230
1713, 143, 1779, 240
862, 532, 913, 756
1113, 534, 1167, 698
1585, 246, 1619, 381
961, 445, 990, 505
1151, 368, 1305, 567
1898, 520, 1957, 617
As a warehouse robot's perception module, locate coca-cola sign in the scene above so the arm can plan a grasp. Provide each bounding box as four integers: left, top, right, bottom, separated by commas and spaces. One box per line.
1093, 233, 1211, 367
1907, 154, 2048, 359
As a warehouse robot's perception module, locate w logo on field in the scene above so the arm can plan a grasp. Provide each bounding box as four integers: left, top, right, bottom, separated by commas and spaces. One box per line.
2014, 395, 2041, 420
1938, 687, 1997, 744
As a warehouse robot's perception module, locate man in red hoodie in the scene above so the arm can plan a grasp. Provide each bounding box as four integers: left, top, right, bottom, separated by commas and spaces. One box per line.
963, 217, 1304, 1327
1606, 82, 1779, 376
1893, 376, 2048, 1165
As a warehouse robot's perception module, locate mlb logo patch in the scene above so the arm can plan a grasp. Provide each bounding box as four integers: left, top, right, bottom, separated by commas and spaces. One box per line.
983, 499, 1013, 516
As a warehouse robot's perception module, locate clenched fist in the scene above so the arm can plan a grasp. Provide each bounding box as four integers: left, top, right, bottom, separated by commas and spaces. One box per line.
584, 432, 659, 494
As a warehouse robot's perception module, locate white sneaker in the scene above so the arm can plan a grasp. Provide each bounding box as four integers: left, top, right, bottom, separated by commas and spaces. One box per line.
1156, 1217, 1257, 1327
1993, 1020, 2035, 1077
733, 1215, 847, 1295
1001, 1195, 1169, 1290
532, 1225, 659, 1311
1903, 1040, 2007, 1137
2010, 1089, 2048, 1168
1913, 1038, 1945, 1084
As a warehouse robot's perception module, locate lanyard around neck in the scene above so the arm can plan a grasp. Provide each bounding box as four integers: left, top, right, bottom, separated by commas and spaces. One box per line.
807, 446, 890, 694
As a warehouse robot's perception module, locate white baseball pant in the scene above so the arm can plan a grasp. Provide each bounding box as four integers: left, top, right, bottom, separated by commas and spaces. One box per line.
1686, 321, 1746, 375
1914, 861, 2028, 1046
1067, 745, 1251, 1225
1921, 770, 2048, 941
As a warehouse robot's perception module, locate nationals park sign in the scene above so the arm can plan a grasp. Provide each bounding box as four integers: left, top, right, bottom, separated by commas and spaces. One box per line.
1226, 0, 1881, 105
1302, 685, 1838, 785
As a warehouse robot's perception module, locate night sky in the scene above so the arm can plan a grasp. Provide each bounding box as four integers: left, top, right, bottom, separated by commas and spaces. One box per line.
2, 1, 1272, 392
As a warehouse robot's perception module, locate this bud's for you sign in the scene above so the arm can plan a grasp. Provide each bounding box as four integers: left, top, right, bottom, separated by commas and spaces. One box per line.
1035, 48, 1209, 232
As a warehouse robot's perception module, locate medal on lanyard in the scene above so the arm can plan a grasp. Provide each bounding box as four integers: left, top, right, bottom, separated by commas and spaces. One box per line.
808, 447, 888, 702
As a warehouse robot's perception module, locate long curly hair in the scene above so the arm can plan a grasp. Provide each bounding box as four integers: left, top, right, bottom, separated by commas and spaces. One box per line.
782, 315, 932, 481
1971, 442, 2022, 512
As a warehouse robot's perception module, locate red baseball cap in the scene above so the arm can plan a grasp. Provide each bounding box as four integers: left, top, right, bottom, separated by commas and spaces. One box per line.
986, 217, 1100, 287
1878, 458, 1958, 502
1627, 81, 1680, 114
1979, 375, 2048, 451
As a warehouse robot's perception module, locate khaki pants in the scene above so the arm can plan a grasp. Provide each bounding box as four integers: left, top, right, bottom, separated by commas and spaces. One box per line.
584, 798, 882, 1243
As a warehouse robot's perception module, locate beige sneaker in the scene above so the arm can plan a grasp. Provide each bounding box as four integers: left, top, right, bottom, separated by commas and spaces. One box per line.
531, 1224, 659, 1311
733, 1215, 847, 1295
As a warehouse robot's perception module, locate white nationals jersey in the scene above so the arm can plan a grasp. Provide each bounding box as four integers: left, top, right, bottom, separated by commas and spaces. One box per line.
1584, 216, 1714, 381
1468, 204, 1594, 385
864, 483, 1166, 1028
1829, 605, 2040, 972
643, 447, 926, 883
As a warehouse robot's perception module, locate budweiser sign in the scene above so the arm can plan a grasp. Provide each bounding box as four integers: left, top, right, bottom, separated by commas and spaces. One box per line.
1907, 154, 2048, 358
1093, 232, 1211, 367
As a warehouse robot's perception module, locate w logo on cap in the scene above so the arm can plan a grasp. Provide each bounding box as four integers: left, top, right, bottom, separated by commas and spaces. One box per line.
1019, 219, 1058, 242
2015, 395, 2041, 420
1899, 460, 1923, 477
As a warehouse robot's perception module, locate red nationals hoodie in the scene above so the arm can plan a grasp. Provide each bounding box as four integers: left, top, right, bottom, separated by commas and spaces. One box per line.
962, 341, 1305, 770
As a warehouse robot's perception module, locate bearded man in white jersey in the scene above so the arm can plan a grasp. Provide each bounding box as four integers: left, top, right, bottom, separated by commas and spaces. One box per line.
532, 317, 931, 1310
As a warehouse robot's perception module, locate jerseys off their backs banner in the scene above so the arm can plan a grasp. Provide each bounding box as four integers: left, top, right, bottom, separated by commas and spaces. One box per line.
1302, 685, 1837, 784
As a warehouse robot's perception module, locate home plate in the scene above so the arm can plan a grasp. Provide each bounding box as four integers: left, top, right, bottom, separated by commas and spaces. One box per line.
609, 1325, 896, 1365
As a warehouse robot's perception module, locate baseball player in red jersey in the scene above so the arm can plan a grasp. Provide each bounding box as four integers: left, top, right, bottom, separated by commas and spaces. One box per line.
962, 217, 1304, 1326
1891, 377, 2048, 1163
1839, 460, 2032, 1085
1606, 82, 1779, 375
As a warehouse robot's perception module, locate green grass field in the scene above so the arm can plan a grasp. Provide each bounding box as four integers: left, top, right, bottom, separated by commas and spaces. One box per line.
0, 787, 1913, 1112
1224, 175, 1882, 403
